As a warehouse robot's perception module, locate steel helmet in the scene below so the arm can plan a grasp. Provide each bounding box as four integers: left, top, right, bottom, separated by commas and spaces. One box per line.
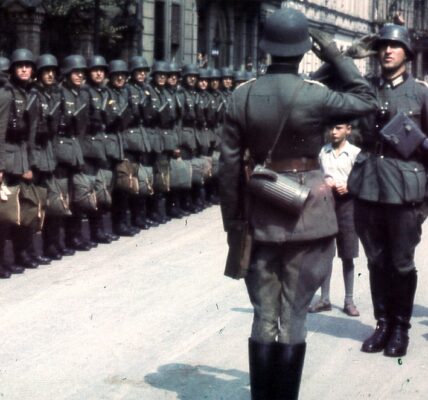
220, 67, 234, 78
259, 8, 311, 57
233, 70, 247, 83
62, 55, 87, 75
109, 59, 128, 75
209, 68, 222, 80
168, 62, 181, 75
198, 68, 211, 80
36, 54, 58, 72
129, 55, 150, 72
182, 64, 199, 77
375, 24, 414, 59
88, 55, 108, 70
151, 60, 170, 75
10, 48, 35, 68
0, 56, 10, 72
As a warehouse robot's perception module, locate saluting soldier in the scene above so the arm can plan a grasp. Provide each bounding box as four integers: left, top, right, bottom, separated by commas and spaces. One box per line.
58, 55, 93, 251
126, 55, 156, 230
219, 9, 377, 399
348, 24, 428, 358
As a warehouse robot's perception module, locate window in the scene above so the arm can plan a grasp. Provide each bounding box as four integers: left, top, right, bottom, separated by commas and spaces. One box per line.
154, 0, 165, 60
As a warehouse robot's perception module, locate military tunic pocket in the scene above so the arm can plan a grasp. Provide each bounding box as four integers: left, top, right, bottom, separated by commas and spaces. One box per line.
399, 163, 426, 203
82, 135, 107, 162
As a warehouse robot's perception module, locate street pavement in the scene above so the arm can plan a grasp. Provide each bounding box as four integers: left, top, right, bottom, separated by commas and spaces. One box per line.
1, 205, 428, 400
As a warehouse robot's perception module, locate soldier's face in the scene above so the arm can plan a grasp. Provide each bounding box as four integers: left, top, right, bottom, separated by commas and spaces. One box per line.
155, 73, 167, 86
222, 77, 233, 89
210, 79, 220, 90
186, 75, 197, 87
379, 41, 407, 74
329, 124, 351, 146
133, 69, 147, 83
90, 68, 105, 84
167, 74, 178, 86
70, 70, 85, 86
198, 79, 208, 90
111, 73, 127, 88
14, 62, 33, 82
40, 68, 56, 86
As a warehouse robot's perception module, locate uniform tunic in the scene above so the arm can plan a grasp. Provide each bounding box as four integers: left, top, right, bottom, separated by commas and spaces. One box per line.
219, 56, 377, 343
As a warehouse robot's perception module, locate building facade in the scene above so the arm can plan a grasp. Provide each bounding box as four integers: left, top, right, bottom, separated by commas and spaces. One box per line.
0, 0, 428, 78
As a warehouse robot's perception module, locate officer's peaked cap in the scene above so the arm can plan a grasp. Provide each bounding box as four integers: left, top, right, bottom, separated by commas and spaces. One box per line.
259, 8, 312, 57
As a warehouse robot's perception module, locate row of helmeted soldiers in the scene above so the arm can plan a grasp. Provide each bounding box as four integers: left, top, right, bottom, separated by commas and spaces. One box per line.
0, 49, 253, 279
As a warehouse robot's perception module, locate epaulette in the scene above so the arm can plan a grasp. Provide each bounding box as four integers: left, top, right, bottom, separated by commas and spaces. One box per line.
415, 78, 428, 88
303, 78, 325, 87
235, 78, 256, 91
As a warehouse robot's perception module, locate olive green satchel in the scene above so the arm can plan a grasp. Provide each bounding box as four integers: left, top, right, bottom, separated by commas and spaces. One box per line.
0, 183, 20, 226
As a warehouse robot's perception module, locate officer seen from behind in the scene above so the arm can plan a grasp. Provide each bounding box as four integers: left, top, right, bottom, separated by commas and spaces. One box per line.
219, 8, 377, 400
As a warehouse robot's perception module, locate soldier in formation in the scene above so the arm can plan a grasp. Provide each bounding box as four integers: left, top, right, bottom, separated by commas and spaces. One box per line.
0, 48, 246, 278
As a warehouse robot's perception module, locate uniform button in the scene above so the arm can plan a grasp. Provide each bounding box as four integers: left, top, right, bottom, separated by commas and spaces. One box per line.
91, 137, 95, 140
59, 140, 63, 144
409, 111, 413, 115
415, 168, 418, 171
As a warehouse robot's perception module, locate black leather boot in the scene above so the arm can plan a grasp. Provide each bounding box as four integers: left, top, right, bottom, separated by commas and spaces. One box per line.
361, 265, 392, 353
384, 270, 417, 357
0, 264, 11, 279
248, 339, 276, 400
130, 195, 151, 229
89, 214, 112, 244
273, 342, 306, 400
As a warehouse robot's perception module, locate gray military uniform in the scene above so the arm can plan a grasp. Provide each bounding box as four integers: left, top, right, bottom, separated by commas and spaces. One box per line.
219, 56, 377, 344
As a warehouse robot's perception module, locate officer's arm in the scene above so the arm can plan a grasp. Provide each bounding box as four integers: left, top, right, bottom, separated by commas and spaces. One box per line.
219, 94, 245, 231
322, 55, 378, 119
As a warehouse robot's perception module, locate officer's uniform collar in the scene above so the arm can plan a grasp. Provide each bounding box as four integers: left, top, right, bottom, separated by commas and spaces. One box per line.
266, 63, 299, 75
380, 72, 409, 88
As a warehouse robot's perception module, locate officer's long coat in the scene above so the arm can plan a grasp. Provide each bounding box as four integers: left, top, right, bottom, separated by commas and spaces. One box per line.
219, 56, 378, 243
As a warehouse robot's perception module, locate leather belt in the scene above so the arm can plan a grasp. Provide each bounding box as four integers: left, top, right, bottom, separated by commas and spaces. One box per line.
266, 157, 320, 172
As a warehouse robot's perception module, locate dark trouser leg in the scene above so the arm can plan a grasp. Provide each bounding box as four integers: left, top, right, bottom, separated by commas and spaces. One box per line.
0, 225, 12, 278
65, 212, 91, 251
11, 225, 38, 269
130, 195, 150, 229
43, 215, 63, 260
111, 189, 136, 236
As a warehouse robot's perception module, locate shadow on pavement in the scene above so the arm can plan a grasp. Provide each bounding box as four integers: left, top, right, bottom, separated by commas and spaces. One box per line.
145, 363, 249, 400
413, 304, 428, 318
306, 313, 373, 341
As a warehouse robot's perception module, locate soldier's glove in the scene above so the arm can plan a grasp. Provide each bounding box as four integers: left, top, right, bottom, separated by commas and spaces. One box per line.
309, 28, 341, 63
345, 34, 379, 59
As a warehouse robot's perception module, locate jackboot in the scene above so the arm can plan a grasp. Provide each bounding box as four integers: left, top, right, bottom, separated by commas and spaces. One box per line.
130, 195, 150, 230
43, 216, 62, 260
361, 264, 392, 353
273, 342, 306, 400
384, 270, 417, 357
248, 338, 276, 400
89, 213, 112, 244
167, 191, 184, 219
112, 190, 137, 237
12, 226, 39, 269
181, 189, 198, 213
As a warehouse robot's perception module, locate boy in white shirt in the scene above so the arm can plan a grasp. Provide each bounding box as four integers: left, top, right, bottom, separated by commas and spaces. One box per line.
309, 122, 361, 316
